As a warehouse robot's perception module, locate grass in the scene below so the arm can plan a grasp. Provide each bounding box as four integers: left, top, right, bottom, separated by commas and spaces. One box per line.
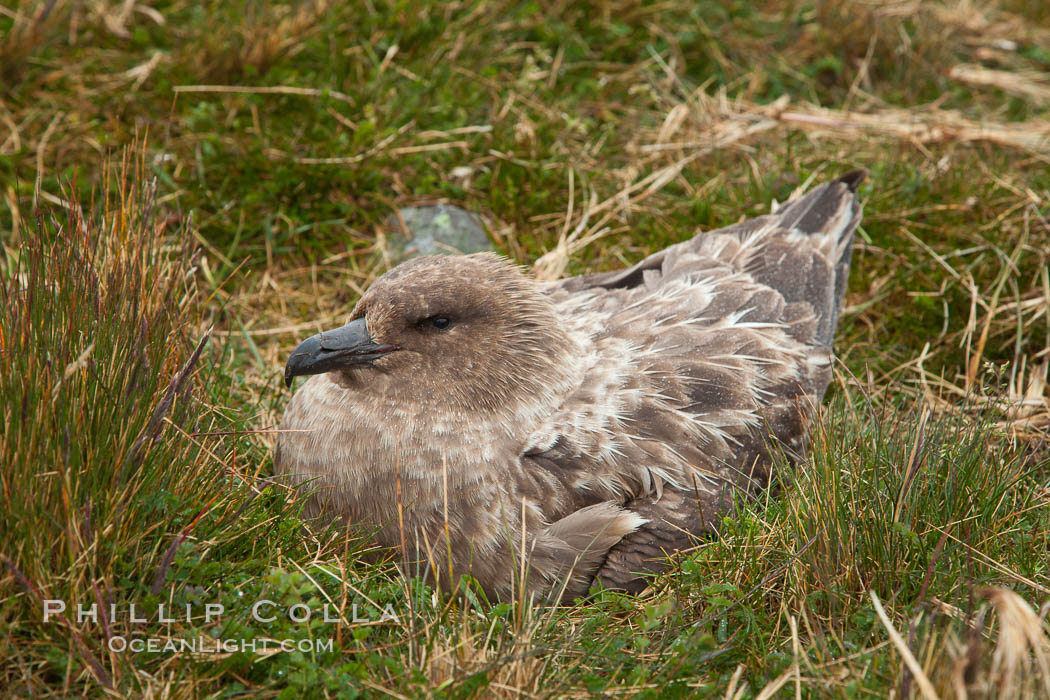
1, 0, 1049, 696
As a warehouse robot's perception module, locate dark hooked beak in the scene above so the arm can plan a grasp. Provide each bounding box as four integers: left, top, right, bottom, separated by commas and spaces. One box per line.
284, 318, 400, 387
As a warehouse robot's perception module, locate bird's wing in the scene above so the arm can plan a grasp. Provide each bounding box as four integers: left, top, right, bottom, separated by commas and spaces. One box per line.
552, 170, 863, 344
526, 171, 863, 595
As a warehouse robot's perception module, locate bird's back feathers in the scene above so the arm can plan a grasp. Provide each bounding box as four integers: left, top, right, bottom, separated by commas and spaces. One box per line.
524, 171, 863, 595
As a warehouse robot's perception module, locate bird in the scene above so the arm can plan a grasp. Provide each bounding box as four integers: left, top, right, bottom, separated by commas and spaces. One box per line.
275, 170, 865, 602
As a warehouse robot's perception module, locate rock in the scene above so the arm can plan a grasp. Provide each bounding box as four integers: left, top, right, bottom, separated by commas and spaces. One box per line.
383, 204, 492, 261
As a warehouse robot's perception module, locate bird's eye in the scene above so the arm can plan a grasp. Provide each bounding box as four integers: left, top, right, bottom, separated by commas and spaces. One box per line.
430, 316, 452, 330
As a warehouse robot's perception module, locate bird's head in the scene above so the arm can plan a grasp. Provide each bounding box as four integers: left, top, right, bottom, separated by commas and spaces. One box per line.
284, 253, 580, 413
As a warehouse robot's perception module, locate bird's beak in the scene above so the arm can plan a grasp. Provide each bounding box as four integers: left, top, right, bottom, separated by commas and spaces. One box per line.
284, 318, 400, 387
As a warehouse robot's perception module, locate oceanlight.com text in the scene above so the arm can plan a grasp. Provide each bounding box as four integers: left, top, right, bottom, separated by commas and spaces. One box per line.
107, 636, 335, 654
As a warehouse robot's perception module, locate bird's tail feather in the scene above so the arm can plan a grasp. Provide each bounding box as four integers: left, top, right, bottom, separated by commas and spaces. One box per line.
777, 170, 864, 343
550, 170, 865, 348
774, 169, 865, 242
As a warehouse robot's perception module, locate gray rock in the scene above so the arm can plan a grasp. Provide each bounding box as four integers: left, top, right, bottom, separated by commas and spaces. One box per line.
384, 204, 492, 261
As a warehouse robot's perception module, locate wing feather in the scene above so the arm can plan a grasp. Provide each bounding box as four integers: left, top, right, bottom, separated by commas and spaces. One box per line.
526, 172, 863, 595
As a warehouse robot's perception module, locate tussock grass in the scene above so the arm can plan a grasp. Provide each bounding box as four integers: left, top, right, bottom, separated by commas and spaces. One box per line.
1, 0, 1049, 696
0, 152, 267, 692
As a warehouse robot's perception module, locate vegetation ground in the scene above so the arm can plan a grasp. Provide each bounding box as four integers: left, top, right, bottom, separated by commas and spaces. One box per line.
2, 0, 1049, 696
